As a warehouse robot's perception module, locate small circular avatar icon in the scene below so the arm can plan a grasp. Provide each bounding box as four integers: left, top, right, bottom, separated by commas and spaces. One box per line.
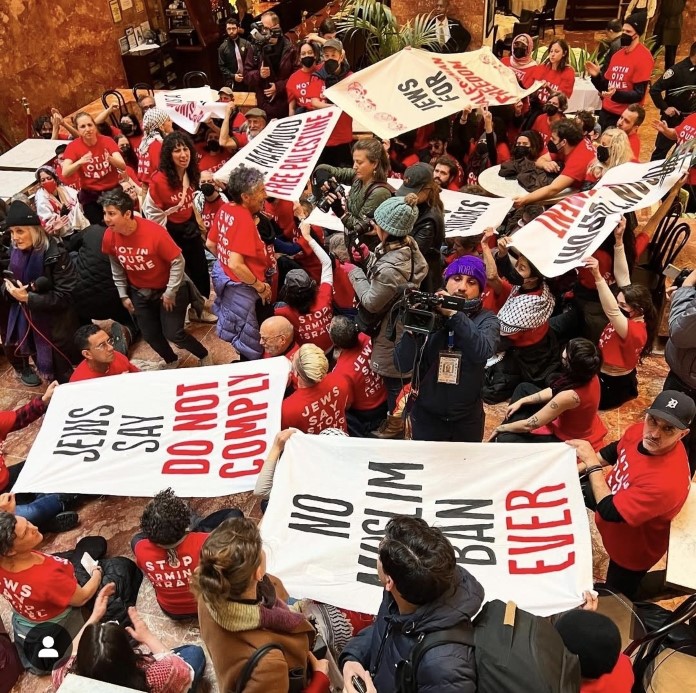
23, 622, 73, 672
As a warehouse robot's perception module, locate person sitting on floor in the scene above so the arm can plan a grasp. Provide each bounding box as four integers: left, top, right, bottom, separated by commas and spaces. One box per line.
69, 324, 140, 382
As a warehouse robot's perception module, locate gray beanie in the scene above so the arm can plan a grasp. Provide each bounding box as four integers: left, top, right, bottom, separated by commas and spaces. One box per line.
373, 194, 418, 238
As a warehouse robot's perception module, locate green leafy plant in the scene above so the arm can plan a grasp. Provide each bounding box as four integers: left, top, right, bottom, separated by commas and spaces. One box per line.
334, 0, 440, 64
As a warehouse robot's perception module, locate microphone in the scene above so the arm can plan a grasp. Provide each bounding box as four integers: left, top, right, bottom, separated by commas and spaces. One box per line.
31, 276, 52, 293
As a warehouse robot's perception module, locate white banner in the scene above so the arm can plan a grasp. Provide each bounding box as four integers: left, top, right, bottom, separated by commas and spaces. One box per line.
154, 87, 229, 134
325, 47, 540, 139
262, 435, 592, 617
510, 148, 695, 277
14, 360, 290, 497
214, 108, 342, 201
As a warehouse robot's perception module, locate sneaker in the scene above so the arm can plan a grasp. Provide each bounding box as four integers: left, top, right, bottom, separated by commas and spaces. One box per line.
17, 365, 41, 387
189, 307, 218, 324
110, 322, 128, 356
161, 358, 180, 370
199, 355, 213, 367
44, 511, 79, 534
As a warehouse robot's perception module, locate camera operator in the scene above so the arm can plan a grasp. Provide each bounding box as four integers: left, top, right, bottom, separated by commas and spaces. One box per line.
243, 11, 297, 119
313, 138, 393, 249
348, 195, 428, 429
394, 256, 500, 442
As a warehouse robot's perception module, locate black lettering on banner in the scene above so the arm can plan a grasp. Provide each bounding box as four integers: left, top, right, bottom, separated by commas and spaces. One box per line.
435, 499, 497, 565
54, 405, 115, 462
447, 200, 490, 232
397, 70, 459, 113
289, 494, 354, 538
365, 461, 424, 504
246, 120, 302, 168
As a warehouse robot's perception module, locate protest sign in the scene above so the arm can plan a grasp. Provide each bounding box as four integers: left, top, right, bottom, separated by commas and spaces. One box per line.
13, 360, 289, 498
215, 108, 342, 201
510, 147, 695, 277
154, 87, 228, 134
325, 47, 540, 139
262, 435, 592, 616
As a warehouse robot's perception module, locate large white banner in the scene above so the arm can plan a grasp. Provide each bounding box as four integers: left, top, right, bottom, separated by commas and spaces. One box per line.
154, 87, 229, 134
214, 108, 342, 201
510, 147, 695, 277
325, 47, 540, 139
13, 360, 289, 497
262, 435, 592, 617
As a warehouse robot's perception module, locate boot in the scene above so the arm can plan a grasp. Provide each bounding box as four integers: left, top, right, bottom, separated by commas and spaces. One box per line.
371, 414, 405, 439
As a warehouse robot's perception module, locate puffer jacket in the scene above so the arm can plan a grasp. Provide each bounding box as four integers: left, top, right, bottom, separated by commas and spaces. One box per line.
72, 225, 120, 318
340, 566, 484, 693
666, 284, 696, 389
349, 237, 428, 378
211, 261, 263, 360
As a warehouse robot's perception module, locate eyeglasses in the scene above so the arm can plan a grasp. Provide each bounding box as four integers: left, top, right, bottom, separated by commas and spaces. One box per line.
93, 337, 114, 351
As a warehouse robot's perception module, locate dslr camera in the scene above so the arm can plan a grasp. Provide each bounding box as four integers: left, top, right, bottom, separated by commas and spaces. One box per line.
317, 177, 345, 213
400, 289, 482, 335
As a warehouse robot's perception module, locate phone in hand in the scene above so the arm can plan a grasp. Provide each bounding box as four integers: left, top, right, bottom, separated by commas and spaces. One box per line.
352, 675, 368, 693
3, 270, 16, 281
81, 552, 99, 573
663, 263, 682, 280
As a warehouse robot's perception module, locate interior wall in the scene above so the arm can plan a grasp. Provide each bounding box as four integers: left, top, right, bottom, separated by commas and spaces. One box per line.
0, 0, 151, 146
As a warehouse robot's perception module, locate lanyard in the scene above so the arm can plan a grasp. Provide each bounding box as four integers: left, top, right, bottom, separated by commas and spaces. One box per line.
447, 330, 454, 351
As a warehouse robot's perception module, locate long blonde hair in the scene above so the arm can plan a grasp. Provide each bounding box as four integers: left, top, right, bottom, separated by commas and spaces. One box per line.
589, 128, 633, 180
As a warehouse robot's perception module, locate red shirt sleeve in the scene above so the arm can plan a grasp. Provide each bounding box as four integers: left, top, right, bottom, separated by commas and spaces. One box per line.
148, 173, 169, 211
559, 68, 575, 98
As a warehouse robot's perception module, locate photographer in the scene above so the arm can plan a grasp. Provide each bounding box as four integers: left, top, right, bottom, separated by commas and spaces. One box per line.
394, 256, 500, 442
243, 11, 297, 119
348, 195, 428, 422
313, 138, 393, 249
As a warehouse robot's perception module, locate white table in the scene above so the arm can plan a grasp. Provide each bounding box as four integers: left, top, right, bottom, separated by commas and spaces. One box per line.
667, 482, 696, 591
510, 0, 544, 16
568, 77, 602, 114
0, 138, 62, 171
0, 169, 37, 200
478, 165, 526, 198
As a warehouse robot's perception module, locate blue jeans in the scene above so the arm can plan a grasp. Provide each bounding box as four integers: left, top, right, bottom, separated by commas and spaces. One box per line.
15, 494, 64, 529
172, 645, 206, 692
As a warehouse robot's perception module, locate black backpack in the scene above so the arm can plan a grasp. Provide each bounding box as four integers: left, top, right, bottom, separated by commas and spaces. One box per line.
395, 600, 581, 693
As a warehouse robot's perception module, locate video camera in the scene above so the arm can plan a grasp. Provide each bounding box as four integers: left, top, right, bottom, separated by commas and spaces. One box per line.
249, 21, 282, 50
400, 289, 482, 335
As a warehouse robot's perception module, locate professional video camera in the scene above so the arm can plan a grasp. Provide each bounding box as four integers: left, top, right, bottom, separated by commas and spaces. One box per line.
249, 21, 282, 50
400, 289, 482, 335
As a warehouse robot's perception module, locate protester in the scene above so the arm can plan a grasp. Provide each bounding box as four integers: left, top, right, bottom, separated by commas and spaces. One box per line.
569, 390, 694, 599
652, 113, 696, 211
192, 517, 331, 692
259, 315, 299, 368
218, 16, 251, 90
531, 91, 567, 147
586, 127, 634, 182
532, 39, 575, 102
501, 33, 538, 86
193, 170, 229, 238
433, 155, 461, 190
287, 40, 320, 115
616, 104, 645, 160
70, 324, 140, 382
137, 108, 173, 189
34, 166, 87, 244
340, 515, 483, 693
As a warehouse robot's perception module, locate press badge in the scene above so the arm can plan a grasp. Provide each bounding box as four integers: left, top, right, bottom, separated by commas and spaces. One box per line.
437, 330, 461, 384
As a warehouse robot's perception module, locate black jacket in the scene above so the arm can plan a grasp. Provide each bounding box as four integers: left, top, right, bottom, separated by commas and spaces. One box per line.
218, 36, 251, 84
650, 56, 696, 116
411, 203, 445, 293
243, 38, 298, 119
340, 566, 484, 693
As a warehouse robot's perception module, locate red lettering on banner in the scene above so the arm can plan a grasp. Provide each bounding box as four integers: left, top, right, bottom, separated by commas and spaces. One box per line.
534, 191, 594, 240
505, 484, 576, 574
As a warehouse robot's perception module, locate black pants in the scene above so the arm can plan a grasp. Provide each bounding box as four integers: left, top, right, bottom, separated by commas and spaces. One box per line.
604, 560, 648, 601
383, 375, 409, 413
130, 283, 207, 362
664, 370, 696, 476
598, 109, 620, 131
599, 370, 638, 410
166, 218, 211, 300
495, 382, 561, 444
347, 403, 389, 438
411, 402, 485, 442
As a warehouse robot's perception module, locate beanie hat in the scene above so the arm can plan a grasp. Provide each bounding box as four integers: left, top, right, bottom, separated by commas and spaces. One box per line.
555, 610, 621, 680
624, 12, 646, 36
443, 255, 487, 291
5, 200, 41, 227
142, 107, 170, 133
373, 195, 418, 237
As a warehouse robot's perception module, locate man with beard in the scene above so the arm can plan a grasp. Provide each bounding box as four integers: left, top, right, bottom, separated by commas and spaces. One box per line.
433, 155, 460, 190
243, 11, 297, 119
308, 39, 354, 167
393, 256, 500, 442
218, 16, 251, 90
569, 390, 694, 599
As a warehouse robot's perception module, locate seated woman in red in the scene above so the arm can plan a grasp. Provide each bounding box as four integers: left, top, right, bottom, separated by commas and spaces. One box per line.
494, 338, 607, 451
531, 39, 575, 102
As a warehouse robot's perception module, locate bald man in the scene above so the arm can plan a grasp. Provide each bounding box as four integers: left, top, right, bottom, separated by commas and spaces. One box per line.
260, 316, 299, 360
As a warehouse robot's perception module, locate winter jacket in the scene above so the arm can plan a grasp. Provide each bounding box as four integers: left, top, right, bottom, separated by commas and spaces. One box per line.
655, 0, 685, 46
666, 284, 696, 389
411, 203, 445, 294
211, 260, 263, 360
243, 38, 298, 119
499, 157, 556, 192
349, 237, 428, 378
339, 566, 484, 693
218, 36, 251, 84
395, 307, 500, 417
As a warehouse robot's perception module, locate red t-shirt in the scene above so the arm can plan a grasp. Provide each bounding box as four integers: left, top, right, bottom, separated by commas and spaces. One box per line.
581, 653, 634, 693
102, 216, 181, 290
532, 64, 575, 101
501, 57, 537, 88
307, 71, 354, 147
596, 422, 691, 571
137, 139, 162, 185
531, 113, 559, 147
199, 195, 227, 235
561, 139, 596, 187
293, 231, 325, 284
0, 410, 18, 489
281, 372, 352, 433
0, 554, 76, 621
332, 333, 387, 411
133, 532, 207, 615
332, 262, 358, 310
675, 113, 696, 185
275, 283, 334, 352
264, 198, 296, 240
63, 135, 121, 191
482, 279, 511, 314
577, 248, 613, 290
602, 44, 654, 116
148, 171, 194, 225
70, 352, 141, 382
598, 319, 647, 371
197, 148, 231, 174
209, 203, 272, 283
628, 131, 641, 161
286, 68, 317, 111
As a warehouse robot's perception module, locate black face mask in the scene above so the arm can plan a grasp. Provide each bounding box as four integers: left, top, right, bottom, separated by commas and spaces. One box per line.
120, 146, 133, 156
475, 140, 488, 155
301, 56, 316, 68
324, 58, 339, 74
206, 140, 221, 152
120, 123, 135, 136
596, 145, 610, 163
513, 145, 530, 159
619, 307, 633, 318
547, 139, 560, 154
620, 33, 634, 46
512, 45, 527, 59
200, 183, 216, 197
508, 265, 526, 286
544, 104, 559, 116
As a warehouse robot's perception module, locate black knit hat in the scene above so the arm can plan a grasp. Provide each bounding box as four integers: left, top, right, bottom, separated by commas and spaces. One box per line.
555, 610, 621, 679
5, 201, 40, 227
624, 12, 646, 36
